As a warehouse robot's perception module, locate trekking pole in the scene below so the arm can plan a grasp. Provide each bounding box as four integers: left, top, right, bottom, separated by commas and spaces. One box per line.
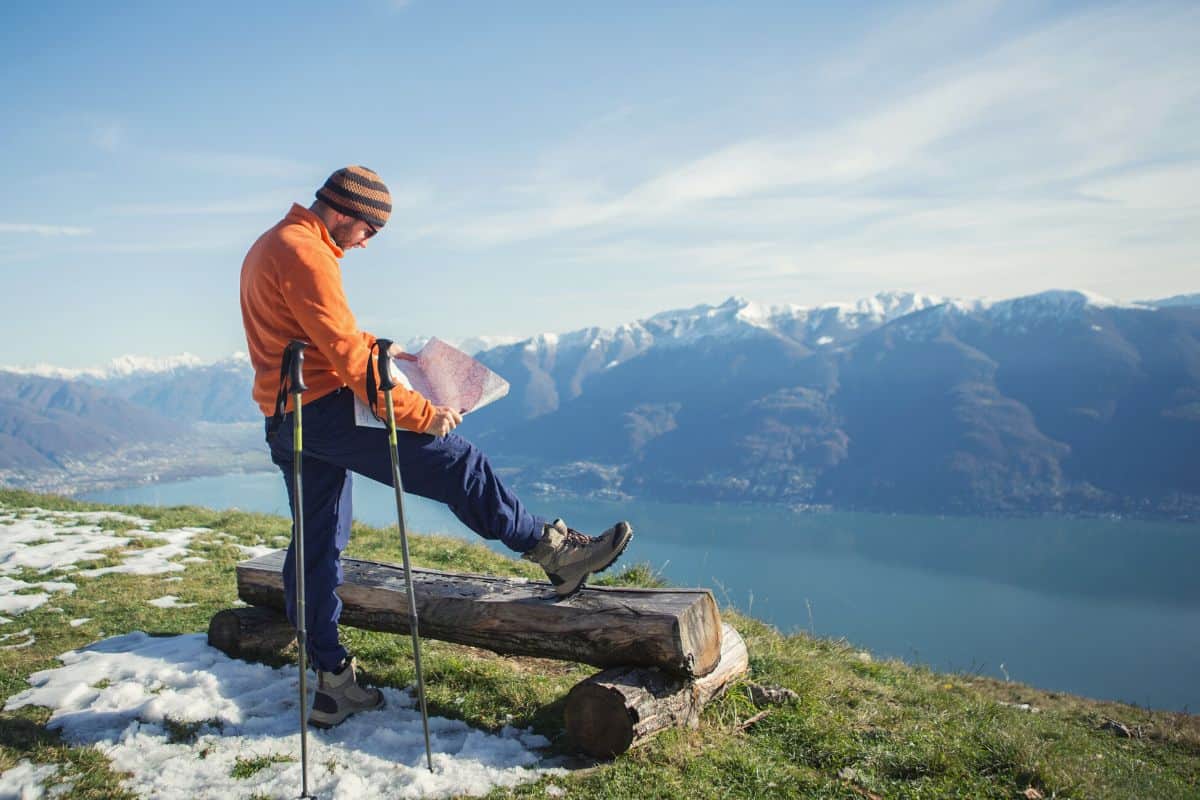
376, 339, 435, 772
285, 340, 316, 799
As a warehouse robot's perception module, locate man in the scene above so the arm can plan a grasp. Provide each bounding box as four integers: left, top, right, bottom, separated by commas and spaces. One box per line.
240, 166, 632, 728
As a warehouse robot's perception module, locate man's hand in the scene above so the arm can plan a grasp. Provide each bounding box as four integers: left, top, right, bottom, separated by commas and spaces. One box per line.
425, 406, 463, 437
387, 342, 417, 362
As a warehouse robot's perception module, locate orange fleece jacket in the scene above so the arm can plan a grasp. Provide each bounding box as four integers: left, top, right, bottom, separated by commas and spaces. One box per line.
240, 204, 436, 432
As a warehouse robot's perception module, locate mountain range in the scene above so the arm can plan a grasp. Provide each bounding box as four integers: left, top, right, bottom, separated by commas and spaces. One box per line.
2, 290, 1198, 516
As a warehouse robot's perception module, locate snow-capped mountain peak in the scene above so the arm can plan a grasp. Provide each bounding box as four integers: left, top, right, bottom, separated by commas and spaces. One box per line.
1142, 293, 1200, 309
857, 290, 945, 319
984, 289, 1144, 322
104, 353, 207, 377
8, 289, 1180, 384
1, 352, 234, 381
643, 295, 824, 344
403, 335, 523, 356
499, 291, 955, 373
815, 291, 946, 327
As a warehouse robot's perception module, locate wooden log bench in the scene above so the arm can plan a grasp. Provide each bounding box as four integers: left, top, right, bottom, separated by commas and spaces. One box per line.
565, 622, 749, 758
210, 549, 749, 756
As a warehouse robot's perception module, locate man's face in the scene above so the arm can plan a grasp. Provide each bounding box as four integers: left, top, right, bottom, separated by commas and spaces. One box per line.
328, 213, 377, 250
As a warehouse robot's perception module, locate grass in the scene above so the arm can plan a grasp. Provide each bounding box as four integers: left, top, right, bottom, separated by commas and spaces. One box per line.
0, 486, 1197, 799
229, 754, 296, 779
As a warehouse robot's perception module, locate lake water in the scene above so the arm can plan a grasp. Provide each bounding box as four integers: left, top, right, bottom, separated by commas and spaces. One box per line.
85, 471, 1200, 713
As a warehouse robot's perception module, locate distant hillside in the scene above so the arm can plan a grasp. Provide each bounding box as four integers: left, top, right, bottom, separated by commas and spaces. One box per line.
114, 358, 260, 424
471, 290, 1200, 516
469, 292, 943, 438
1144, 293, 1200, 309
3, 290, 1198, 516
821, 296, 1200, 513
0, 373, 177, 469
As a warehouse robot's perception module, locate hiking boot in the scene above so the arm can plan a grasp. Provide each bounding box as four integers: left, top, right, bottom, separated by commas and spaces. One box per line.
310, 656, 384, 729
523, 519, 633, 597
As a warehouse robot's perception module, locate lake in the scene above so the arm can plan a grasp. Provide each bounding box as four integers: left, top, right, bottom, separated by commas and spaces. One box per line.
85, 471, 1200, 713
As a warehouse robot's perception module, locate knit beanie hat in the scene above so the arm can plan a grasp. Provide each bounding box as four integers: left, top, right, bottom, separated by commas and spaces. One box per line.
315, 166, 391, 229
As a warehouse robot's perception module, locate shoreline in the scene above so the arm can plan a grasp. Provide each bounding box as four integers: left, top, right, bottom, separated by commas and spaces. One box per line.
26, 464, 1195, 525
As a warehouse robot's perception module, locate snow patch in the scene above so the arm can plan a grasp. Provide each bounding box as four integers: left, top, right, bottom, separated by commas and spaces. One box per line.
76, 527, 203, 578
0, 628, 36, 650
0, 577, 76, 617
0, 510, 142, 575
233, 543, 277, 559
147, 595, 196, 609
0, 510, 209, 614
0, 760, 60, 799
6, 632, 561, 799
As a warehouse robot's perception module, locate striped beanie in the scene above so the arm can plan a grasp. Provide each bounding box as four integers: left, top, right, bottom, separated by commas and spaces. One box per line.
315, 166, 391, 229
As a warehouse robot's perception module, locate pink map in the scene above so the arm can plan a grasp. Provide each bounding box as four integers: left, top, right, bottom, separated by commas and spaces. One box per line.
355, 338, 510, 428
402, 337, 509, 413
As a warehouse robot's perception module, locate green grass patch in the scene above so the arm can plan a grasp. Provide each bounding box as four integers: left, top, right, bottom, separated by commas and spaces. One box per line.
229, 753, 295, 779
162, 718, 222, 745
1, 486, 1198, 799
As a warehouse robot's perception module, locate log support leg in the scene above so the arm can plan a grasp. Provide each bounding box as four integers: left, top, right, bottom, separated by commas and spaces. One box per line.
564, 623, 750, 758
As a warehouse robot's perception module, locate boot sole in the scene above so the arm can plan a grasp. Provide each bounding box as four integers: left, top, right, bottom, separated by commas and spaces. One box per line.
554, 522, 634, 598
309, 691, 385, 729
309, 704, 382, 729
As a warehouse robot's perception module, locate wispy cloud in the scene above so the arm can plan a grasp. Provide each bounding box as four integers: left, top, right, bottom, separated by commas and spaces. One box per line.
819, 0, 1009, 83
419, 0, 1198, 262
166, 152, 313, 180
0, 223, 93, 237
1079, 162, 1200, 212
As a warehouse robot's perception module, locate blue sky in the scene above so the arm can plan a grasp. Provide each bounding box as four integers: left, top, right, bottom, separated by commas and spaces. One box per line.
1, 0, 1196, 368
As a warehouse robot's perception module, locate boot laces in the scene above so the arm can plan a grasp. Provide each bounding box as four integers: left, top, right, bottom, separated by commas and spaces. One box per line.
562, 527, 594, 547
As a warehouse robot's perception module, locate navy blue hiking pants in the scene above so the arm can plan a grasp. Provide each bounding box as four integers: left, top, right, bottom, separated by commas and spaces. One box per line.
265, 387, 547, 672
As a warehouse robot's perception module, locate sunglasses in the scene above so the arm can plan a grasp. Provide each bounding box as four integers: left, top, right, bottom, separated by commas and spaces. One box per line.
363, 220, 379, 239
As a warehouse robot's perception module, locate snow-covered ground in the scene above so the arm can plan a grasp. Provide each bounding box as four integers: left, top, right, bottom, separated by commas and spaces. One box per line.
0, 508, 205, 628
0, 506, 562, 798
4, 632, 560, 799
0, 508, 153, 577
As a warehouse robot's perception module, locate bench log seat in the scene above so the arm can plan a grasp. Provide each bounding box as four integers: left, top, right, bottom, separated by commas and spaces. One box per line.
230, 549, 724, 678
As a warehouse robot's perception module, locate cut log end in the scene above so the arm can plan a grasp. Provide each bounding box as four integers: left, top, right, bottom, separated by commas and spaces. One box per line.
207, 606, 296, 661
562, 684, 637, 758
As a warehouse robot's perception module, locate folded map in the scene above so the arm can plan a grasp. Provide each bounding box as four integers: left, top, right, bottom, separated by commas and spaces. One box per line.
354, 337, 510, 429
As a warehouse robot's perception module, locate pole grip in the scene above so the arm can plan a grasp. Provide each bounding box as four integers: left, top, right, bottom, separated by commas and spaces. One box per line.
376, 338, 398, 391
286, 340, 308, 393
